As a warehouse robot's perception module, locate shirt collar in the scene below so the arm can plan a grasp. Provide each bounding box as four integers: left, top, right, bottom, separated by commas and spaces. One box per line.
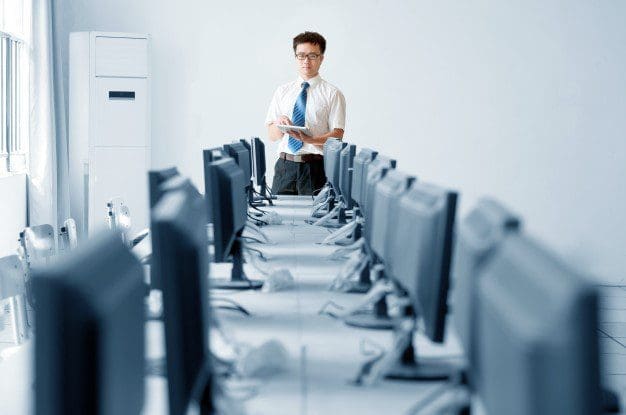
298, 74, 322, 88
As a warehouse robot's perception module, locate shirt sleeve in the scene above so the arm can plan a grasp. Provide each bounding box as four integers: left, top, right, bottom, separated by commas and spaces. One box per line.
328, 90, 346, 131
265, 88, 282, 126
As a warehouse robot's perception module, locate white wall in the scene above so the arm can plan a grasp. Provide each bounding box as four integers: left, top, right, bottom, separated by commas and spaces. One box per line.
0, 174, 27, 257
53, 0, 626, 283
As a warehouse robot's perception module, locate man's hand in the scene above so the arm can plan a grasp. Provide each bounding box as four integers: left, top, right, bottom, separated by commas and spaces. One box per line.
276, 115, 293, 126
290, 130, 314, 143
268, 115, 293, 141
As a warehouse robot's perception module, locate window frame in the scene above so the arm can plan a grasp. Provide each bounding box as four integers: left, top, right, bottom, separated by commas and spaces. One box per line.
1, 30, 29, 176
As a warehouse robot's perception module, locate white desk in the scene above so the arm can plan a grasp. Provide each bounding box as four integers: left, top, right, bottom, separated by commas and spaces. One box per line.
2, 195, 625, 414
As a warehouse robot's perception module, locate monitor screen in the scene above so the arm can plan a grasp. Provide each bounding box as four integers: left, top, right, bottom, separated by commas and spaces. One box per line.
351, 149, 378, 207
208, 158, 248, 262
148, 167, 179, 209
338, 144, 356, 210
34, 232, 145, 415
451, 198, 520, 385
151, 184, 212, 415
476, 233, 601, 415
223, 142, 252, 186
387, 181, 457, 343
251, 137, 267, 187
369, 170, 415, 262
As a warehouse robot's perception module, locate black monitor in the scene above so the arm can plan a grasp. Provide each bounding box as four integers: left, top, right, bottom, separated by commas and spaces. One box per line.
476, 233, 601, 415
148, 167, 179, 209
223, 142, 252, 187
209, 158, 247, 263
151, 184, 213, 415
239, 138, 251, 153
382, 181, 458, 380
250, 137, 267, 188
338, 144, 356, 210
351, 149, 378, 207
33, 232, 145, 415
203, 147, 229, 222
451, 198, 520, 386
149, 176, 202, 290
208, 158, 262, 289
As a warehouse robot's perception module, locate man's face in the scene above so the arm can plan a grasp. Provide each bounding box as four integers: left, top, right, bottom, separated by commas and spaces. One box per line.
295, 42, 324, 80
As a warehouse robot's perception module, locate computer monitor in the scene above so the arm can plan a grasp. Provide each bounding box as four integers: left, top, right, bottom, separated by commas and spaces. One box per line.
375, 181, 458, 380
208, 158, 247, 263
223, 142, 252, 187
450, 198, 521, 386
361, 155, 397, 237
338, 144, 356, 210
324, 139, 347, 195
208, 158, 262, 289
33, 232, 145, 415
149, 175, 203, 290
151, 184, 213, 415
475, 233, 601, 415
389, 181, 457, 343
351, 149, 378, 207
369, 170, 416, 262
250, 137, 267, 188
148, 167, 179, 209
203, 148, 229, 222
239, 138, 251, 153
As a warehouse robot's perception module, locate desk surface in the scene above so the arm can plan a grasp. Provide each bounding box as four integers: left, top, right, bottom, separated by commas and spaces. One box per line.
2, 196, 626, 414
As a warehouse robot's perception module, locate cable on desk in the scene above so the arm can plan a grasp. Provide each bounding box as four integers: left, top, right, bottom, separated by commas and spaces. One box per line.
212, 297, 252, 317
240, 235, 266, 245
247, 213, 268, 226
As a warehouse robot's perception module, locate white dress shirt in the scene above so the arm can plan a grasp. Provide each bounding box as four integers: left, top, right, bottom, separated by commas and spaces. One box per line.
265, 75, 346, 155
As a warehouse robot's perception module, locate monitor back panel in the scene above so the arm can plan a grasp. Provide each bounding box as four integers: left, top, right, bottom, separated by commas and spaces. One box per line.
339, 144, 356, 209
148, 167, 179, 209
388, 182, 457, 343
224, 142, 252, 184
210, 159, 246, 262
151, 187, 210, 415
251, 137, 267, 187
451, 198, 521, 383
34, 233, 145, 415
369, 170, 415, 262
351, 149, 378, 206
476, 234, 601, 415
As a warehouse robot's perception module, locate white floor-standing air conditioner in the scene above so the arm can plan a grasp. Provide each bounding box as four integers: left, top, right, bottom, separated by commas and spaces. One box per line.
69, 32, 151, 241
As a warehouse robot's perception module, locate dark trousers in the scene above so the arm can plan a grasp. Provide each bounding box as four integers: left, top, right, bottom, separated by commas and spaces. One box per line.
271, 158, 326, 196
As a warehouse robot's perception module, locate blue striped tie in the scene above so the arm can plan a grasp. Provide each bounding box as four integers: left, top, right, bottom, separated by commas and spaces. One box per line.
288, 81, 310, 153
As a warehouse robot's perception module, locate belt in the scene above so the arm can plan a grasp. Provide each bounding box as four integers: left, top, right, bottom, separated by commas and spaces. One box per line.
279, 152, 323, 163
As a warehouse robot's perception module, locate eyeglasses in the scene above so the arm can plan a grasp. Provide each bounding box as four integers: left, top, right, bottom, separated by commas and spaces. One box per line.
295, 53, 321, 61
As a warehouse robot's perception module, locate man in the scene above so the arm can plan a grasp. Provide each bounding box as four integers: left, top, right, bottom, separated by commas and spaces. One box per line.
265, 31, 346, 195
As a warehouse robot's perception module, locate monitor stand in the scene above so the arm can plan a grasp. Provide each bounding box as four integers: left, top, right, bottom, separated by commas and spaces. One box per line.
259, 178, 276, 203
248, 185, 266, 208
344, 295, 399, 330
345, 258, 372, 294
210, 240, 263, 290
382, 315, 459, 381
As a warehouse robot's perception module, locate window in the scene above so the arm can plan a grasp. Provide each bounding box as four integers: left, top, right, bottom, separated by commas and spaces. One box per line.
1, 0, 31, 176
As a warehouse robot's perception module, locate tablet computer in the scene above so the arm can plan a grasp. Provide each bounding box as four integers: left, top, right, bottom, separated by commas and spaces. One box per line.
277, 125, 312, 136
